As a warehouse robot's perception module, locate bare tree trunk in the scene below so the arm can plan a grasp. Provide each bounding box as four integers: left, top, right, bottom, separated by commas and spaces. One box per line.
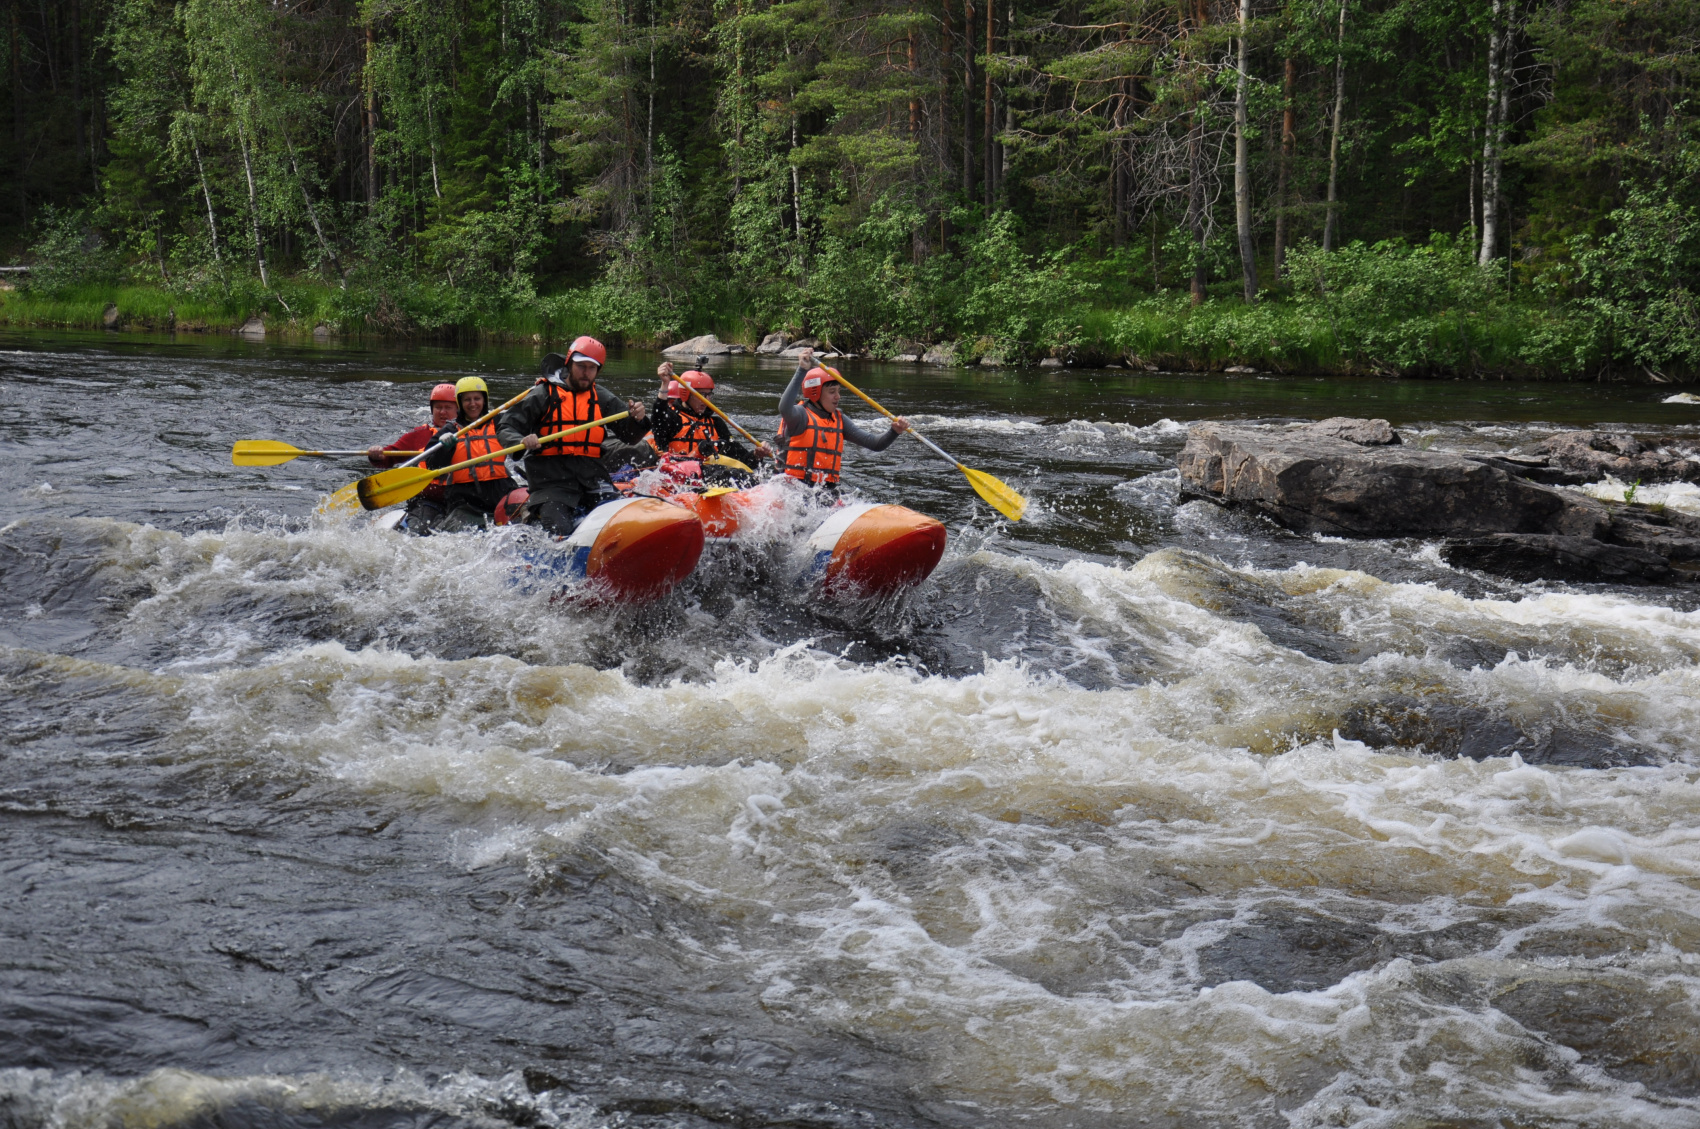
364, 21, 377, 206
908, 29, 918, 141
1233, 0, 1257, 302
10, 3, 22, 222
1187, 0, 1208, 304
426, 97, 442, 199
785, 40, 802, 242
1322, 0, 1346, 251
234, 117, 268, 287
1273, 55, 1294, 280
963, 0, 974, 198
71, 0, 85, 172
1112, 81, 1127, 248
1479, 0, 1512, 266
983, 0, 994, 209
189, 122, 221, 265
941, 0, 954, 244
285, 134, 344, 284
646, 12, 655, 187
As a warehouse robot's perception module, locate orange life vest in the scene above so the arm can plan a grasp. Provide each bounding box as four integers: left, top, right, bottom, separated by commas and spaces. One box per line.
447, 419, 510, 485
666, 409, 717, 458
539, 383, 604, 456
783, 403, 843, 485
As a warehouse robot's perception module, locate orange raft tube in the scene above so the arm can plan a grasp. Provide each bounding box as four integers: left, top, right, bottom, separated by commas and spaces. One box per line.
559, 496, 705, 601
654, 486, 946, 597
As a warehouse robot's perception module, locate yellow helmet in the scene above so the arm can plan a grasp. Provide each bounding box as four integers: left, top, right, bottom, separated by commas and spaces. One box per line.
455, 376, 488, 396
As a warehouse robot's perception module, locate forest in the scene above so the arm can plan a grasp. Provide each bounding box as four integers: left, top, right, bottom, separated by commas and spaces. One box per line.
1, 0, 1696, 376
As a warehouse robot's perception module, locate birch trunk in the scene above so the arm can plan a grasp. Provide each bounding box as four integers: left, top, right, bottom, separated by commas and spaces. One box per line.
1322, 0, 1346, 252
188, 123, 221, 265
1478, 0, 1502, 265
1273, 56, 1295, 280
1233, 0, 1257, 302
234, 117, 268, 287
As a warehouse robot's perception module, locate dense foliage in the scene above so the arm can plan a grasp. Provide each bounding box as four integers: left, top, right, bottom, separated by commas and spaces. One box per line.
2, 0, 1697, 373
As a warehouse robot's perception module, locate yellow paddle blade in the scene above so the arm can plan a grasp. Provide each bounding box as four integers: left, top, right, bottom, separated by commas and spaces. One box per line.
356, 465, 441, 511
232, 440, 308, 466
963, 466, 1026, 522
703, 454, 753, 473
317, 481, 362, 516
700, 486, 737, 498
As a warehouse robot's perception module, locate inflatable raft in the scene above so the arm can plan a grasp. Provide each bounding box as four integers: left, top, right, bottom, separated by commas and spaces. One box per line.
511, 496, 705, 602
803, 501, 947, 596
624, 473, 947, 597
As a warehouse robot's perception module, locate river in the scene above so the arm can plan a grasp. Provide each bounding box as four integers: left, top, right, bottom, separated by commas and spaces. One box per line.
3, 330, 1699, 1129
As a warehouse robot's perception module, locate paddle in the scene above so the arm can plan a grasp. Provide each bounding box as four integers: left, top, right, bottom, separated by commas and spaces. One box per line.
693, 394, 766, 451
319, 386, 532, 515
828, 372, 1027, 522
234, 441, 410, 467
355, 411, 631, 511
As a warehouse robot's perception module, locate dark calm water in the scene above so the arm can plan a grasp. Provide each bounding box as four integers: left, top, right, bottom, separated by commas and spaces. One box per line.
4, 329, 1700, 1129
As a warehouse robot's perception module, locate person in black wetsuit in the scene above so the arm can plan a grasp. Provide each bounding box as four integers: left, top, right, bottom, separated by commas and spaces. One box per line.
776, 347, 908, 491
495, 336, 649, 536
645, 358, 771, 469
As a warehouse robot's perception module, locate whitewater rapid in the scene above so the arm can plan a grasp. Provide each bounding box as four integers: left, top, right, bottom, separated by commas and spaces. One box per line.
4, 338, 1700, 1129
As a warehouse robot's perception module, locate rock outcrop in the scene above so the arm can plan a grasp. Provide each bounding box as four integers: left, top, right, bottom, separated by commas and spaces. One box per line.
661, 333, 745, 357
756, 332, 791, 355
1529, 431, 1700, 484
1177, 420, 1700, 583
1307, 417, 1400, 446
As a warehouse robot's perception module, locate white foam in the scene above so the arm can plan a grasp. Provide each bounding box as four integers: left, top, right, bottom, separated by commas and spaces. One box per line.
1573, 474, 1700, 518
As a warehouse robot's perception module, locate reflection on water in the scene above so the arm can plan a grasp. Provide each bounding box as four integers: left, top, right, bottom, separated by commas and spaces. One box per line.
3, 330, 1700, 1129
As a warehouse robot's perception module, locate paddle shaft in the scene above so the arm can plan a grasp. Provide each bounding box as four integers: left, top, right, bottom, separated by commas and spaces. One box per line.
828, 373, 964, 471
396, 410, 631, 485
395, 387, 532, 469
696, 396, 764, 448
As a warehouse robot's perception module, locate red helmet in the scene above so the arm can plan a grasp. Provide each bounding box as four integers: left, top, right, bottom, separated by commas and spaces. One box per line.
662, 380, 685, 401
493, 487, 529, 526
679, 370, 715, 396
567, 335, 606, 369
801, 366, 840, 402
429, 383, 459, 404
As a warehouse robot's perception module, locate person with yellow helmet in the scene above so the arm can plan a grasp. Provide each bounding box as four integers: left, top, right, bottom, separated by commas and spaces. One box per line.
365, 382, 460, 532
776, 347, 908, 490
495, 336, 650, 536
422, 377, 523, 532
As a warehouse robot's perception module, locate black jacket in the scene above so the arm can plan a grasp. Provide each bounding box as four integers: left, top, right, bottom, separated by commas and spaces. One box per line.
647, 399, 760, 465
496, 380, 648, 491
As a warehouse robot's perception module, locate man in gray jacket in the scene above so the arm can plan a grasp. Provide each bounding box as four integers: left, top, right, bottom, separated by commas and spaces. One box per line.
776, 347, 908, 490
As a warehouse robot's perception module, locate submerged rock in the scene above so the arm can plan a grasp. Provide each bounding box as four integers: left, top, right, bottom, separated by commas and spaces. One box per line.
1177, 419, 1700, 584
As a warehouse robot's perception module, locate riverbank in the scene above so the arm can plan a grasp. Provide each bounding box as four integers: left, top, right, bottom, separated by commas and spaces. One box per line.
0, 276, 1676, 382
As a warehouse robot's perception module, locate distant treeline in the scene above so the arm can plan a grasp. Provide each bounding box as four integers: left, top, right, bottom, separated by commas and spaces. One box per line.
2, 0, 1697, 376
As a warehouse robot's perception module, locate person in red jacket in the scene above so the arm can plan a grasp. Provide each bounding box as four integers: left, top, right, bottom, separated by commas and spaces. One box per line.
366, 382, 459, 533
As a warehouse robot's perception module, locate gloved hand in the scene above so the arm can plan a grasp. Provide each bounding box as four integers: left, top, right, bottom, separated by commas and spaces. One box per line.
436, 426, 459, 446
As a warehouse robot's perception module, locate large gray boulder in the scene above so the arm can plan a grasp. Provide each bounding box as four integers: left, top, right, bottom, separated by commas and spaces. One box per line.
1177, 420, 1700, 583
1177, 422, 1604, 538
1308, 417, 1401, 446
661, 333, 740, 357
756, 332, 791, 355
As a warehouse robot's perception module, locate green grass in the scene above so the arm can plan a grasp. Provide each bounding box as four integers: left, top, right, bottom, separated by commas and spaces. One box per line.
0, 274, 1613, 379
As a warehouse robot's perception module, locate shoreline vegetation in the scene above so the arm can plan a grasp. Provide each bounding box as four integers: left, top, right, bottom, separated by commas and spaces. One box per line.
2, 236, 1687, 382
